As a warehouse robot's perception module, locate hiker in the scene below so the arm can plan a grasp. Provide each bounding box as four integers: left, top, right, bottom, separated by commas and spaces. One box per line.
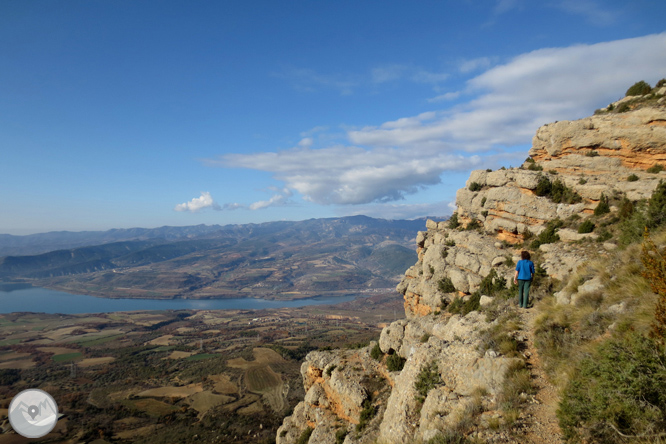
514, 250, 535, 308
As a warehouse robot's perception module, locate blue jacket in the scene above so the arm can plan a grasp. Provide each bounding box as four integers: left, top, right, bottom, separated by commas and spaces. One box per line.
516, 259, 535, 281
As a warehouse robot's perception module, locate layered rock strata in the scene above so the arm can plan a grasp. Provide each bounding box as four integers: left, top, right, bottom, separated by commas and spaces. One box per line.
276, 102, 666, 443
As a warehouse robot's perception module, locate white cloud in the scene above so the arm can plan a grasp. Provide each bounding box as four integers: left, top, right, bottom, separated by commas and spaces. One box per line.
210, 146, 481, 205
223, 202, 244, 211
174, 192, 221, 212
459, 57, 492, 74
427, 91, 461, 103
350, 33, 666, 151
298, 137, 313, 148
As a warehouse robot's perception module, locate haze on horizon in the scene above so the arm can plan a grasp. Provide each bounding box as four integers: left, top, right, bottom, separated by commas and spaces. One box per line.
2, 0, 666, 236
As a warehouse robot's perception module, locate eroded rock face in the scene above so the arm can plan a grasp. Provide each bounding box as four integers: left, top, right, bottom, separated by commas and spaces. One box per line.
277, 103, 666, 443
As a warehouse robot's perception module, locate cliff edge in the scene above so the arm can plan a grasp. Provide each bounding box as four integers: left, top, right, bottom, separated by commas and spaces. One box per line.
276, 90, 666, 444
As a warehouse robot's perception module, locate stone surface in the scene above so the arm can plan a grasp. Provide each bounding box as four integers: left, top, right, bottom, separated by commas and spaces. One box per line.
278, 102, 666, 444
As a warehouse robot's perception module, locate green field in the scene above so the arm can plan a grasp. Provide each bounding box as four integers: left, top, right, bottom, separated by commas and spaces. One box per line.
52, 352, 83, 362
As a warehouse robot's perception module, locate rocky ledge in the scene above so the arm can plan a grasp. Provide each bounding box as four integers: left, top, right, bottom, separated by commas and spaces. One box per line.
276, 98, 666, 443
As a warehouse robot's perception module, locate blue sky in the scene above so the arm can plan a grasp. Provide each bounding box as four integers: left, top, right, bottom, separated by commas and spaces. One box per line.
1, 0, 666, 235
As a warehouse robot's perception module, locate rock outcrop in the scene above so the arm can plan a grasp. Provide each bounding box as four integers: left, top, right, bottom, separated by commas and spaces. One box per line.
276, 97, 666, 443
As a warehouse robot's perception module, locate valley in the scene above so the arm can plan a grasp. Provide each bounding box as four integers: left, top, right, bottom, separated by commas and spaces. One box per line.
0, 292, 403, 443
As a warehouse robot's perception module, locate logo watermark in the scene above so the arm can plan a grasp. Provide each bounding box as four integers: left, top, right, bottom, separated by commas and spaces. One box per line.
8, 389, 59, 438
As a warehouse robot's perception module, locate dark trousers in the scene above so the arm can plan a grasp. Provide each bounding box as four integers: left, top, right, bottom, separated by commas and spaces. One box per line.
518, 279, 531, 308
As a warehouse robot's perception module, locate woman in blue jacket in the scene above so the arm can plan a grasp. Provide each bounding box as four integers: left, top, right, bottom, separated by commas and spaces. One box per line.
514, 251, 535, 308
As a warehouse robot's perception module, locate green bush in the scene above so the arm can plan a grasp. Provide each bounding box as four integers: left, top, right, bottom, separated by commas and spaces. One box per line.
480, 197, 487, 207
438, 277, 456, 293
296, 427, 314, 444
420, 333, 431, 343
577, 220, 595, 234
558, 333, 666, 443
414, 361, 441, 402
465, 219, 481, 231
448, 292, 481, 316
593, 193, 611, 216
386, 353, 405, 372
535, 176, 552, 197
479, 268, 507, 296
326, 364, 337, 376
647, 164, 665, 174
627, 173, 639, 182
530, 219, 562, 249
356, 399, 376, 431
585, 150, 599, 157
617, 102, 631, 113
370, 343, 383, 361
657, 78, 666, 88
448, 213, 460, 229
335, 429, 348, 444
647, 180, 666, 228
625, 80, 652, 96
469, 182, 482, 192
528, 162, 543, 171
481, 210, 488, 218
535, 176, 581, 203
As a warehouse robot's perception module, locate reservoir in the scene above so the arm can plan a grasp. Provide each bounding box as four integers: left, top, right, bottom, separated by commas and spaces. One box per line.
0, 284, 356, 314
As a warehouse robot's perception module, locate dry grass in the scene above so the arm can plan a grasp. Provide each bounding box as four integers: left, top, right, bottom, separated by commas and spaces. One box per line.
137, 383, 203, 398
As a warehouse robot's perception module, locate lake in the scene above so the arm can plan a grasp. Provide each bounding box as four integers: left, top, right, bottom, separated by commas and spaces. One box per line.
0, 284, 357, 314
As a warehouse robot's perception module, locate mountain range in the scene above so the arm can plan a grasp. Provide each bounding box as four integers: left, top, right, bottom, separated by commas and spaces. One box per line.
0, 216, 430, 300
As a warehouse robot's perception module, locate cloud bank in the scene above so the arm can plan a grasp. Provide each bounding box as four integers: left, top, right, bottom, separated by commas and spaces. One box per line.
212, 33, 666, 211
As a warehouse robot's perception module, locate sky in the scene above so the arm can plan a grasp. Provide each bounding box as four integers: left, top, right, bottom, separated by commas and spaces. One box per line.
1, 0, 666, 235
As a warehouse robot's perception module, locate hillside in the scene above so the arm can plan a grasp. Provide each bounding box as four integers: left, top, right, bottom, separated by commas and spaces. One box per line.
0, 216, 422, 300
277, 81, 666, 444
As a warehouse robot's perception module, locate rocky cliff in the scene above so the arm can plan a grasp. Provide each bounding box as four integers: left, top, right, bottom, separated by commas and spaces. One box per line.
276, 94, 666, 443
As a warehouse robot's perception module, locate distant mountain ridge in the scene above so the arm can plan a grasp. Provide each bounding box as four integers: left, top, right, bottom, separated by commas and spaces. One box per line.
0, 216, 433, 300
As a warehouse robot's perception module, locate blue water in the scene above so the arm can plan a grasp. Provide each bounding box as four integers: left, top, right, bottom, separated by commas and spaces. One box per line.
0, 285, 356, 314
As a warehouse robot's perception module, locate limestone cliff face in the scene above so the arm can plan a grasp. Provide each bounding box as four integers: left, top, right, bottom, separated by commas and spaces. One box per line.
276, 101, 666, 443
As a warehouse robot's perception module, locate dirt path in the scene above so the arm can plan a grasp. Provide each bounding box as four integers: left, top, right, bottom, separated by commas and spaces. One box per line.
515, 308, 564, 444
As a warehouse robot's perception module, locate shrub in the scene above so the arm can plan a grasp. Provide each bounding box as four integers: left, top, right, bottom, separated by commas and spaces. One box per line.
593, 193, 611, 216
528, 163, 543, 171
296, 427, 314, 444
641, 234, 666, 344
647, 164, 665, 174
558, 333, 666, 444
625, 80, 652, 96
550, 179, 582, 204
535, 176, 581, 203
525, 157, 535, 164
498, 361, 534, 411
578, 177, 587, 185
326, 364, 337, 376
438, 277, 456, 293
577, 220, 595, 234
627, 173, 639, 182
585, 150, 599, 157
448, 213, 460, 229
530, 219, 562, 249
549, 169, 558, 175
617, 102, 631, 113
657, 78, 666, 88
465, 219, 481, 231
414, 361, 441, 402
486, 168, 492, 172
356, 399, 376, 431
481, 197, 487, 207
386, 353, 405, 372
469, 182, 482, 192
481, 210, 488, 218
535, 176, 552, 197
647, 180, 666, 228
445, 239, 456, 247
420, 333, 431, 343
479, 268, 507, 296
370, 343, 383, 361
335, 429, 348, 444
